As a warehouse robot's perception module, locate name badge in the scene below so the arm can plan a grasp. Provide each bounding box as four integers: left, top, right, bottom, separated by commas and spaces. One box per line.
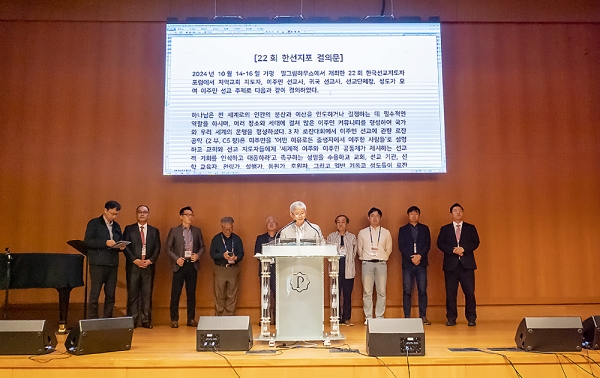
185, 250, 192, 258
370, 247, 378, 256
339, 246, 346, 256
141, 246, 147, 257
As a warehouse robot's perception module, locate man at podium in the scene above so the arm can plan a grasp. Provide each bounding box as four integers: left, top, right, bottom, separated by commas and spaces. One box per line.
279, 201, 323, 242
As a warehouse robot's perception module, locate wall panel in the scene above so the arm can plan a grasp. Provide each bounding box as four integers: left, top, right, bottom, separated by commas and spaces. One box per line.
0, 18, 599, 315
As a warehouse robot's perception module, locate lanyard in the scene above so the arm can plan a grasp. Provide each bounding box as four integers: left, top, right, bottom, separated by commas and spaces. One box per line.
369, 226, 381, 248
221, 234, 234, 254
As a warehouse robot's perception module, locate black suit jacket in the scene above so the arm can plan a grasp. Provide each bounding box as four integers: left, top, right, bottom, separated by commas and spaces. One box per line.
398, 222, 431, 268
166, 224, 205, 272
254, 232, 275, 277
437, 222, 480, 271
122, 223, 161, 264
84, 215, 123, 266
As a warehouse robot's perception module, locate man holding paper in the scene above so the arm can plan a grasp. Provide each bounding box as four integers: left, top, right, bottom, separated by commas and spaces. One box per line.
166, 206, 205, 328
84, 200, 126, 319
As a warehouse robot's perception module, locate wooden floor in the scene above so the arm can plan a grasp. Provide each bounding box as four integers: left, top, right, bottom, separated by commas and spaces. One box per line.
2, 319, 600, 377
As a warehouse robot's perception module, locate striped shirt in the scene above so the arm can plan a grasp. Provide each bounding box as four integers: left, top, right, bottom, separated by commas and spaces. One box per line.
326, 231, 358, 279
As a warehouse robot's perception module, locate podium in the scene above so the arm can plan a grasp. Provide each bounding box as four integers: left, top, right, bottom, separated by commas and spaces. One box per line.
255, 241, 345, 342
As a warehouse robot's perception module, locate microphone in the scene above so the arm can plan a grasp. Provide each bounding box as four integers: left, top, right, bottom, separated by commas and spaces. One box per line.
274, 221, 295, 243
305, 220, 324, 243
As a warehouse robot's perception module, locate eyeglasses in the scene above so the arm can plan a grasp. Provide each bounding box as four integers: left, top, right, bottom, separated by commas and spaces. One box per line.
221, 227, 233, 232
182, 213, 194, 217
137, 211, 149, 214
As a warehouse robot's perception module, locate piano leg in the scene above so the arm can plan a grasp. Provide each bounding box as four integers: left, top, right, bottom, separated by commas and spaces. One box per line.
57, 287, 72, 334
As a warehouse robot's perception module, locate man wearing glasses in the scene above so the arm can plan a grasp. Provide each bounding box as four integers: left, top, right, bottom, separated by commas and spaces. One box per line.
166, 206, 205, 328
209, 217, 245, 316
123, 205, 161, 328
84, 200, 126, 319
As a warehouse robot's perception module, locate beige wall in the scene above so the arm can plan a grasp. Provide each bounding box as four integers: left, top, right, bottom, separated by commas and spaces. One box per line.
0, 0, 599, 313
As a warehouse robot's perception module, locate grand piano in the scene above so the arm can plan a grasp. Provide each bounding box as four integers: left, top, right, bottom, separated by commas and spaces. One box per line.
0, 252, 84, 332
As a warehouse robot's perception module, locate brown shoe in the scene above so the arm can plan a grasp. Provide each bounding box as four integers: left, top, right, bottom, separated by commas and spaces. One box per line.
170, 321, 179, 328
187, 319, 198, 327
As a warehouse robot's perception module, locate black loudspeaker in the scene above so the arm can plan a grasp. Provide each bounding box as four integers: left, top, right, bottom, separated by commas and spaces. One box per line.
583, 316, 600, 349
65, 317, 134, 355
514, 317, 583, 352
366, 318, 425, 356
0, 320, 57, 355
196, 316, 253, 351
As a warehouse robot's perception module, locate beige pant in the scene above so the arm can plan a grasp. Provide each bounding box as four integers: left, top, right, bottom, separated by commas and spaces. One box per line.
213, 264, 240, 316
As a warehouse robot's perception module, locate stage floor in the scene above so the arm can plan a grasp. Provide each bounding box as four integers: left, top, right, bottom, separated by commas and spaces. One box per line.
1, 320, 599, 378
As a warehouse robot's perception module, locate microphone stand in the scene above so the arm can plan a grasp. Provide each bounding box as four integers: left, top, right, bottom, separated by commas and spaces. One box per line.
3, 248, 12, 320
274, 221, 295, 244
305, 220, 324, 244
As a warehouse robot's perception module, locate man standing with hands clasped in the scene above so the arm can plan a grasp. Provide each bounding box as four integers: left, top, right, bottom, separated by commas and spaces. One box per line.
358, 207, 392, 325
123, 205, 160, 329
210, 217, 244, 316
166, 206, 205, 328
398, 206, 431, 325
437, 203, 480, 327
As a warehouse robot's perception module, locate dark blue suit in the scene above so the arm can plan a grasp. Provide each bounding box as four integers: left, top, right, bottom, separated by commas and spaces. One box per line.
398, 223, 431, 318
123, 223, 160, 326
84, 215, 123, 318
437, 222, 480, 322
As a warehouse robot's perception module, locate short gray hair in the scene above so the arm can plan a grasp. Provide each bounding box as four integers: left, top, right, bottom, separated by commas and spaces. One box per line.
220, 216, 234, 224
290, 201, 306, 213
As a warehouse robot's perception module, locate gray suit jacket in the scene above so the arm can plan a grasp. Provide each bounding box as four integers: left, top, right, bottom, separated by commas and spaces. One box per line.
166, 224, 205, 272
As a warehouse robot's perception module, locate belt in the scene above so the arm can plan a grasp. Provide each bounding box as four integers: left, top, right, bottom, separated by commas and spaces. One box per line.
215, 263, 238, 268
365, 259, 384, 263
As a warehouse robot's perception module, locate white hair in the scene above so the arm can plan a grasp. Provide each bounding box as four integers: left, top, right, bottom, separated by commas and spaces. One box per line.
290, 201, 306, 213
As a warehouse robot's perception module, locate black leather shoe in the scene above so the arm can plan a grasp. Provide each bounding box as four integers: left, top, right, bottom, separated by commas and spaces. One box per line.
468, 320, 477, 327
142, 323, 153, 329
446, 320, 456, 326
187, 319, 198, 327
421, 317, 431, 325
170, 321, 179, 328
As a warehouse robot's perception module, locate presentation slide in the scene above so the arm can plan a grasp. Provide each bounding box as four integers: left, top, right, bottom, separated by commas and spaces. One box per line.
164, 22, 446, 175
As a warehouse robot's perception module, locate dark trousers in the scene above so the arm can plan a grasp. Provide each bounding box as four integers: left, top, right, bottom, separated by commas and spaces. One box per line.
402, 264, 428, 318
126, 263, 155, 325
170, 261, 197, 322
444, 263, 476, 322
339, 257, 354, 323
88, 265, 118, 319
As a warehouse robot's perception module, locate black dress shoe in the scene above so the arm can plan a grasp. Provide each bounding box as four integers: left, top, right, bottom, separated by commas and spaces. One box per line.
468, 320, 477, 327
170, 321, 179, 328
187, 319, 198, 327
421, 317, 431, 325
142, 323, 153, 329
446, 320, 456, 326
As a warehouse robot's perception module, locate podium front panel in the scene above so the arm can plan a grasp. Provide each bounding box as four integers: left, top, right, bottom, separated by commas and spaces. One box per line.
276, 257, 324, 340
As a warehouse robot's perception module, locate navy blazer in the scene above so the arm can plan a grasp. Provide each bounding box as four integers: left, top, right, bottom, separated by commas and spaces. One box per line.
437, 222, 480, 271
122, 223, 161, 264
84, 215, 123, 267
165, 224, 205, 272
398, 222, 431, 268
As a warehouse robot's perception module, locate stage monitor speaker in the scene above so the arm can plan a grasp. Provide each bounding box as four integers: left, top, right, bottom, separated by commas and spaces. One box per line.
583, 316, 600, 349
514, 317, 583, 352
196, 316, 253, 351
0, 320, 57, 355
65, 317, 134, 355
366, 318, 425, 356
